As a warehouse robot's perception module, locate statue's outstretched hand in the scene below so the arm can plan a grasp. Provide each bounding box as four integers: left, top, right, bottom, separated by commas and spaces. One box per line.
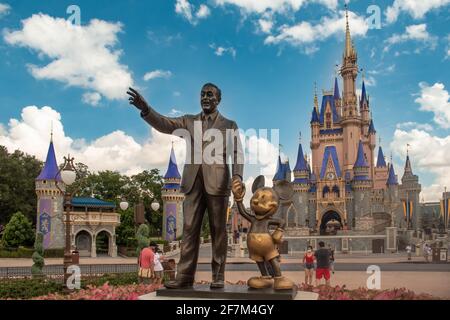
127, 87, 149, 113
232, 177, 245, 202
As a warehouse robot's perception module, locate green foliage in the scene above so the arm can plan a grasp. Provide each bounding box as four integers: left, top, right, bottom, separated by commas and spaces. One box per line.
0, 278, 63, 299
2, 212, 35, 248
115, 208, 136, 247
201, 210, 210, 238
0, 146, 42, 225
0, 246, 63, 258
31, 233, 45, 277
136, 224, 150, 256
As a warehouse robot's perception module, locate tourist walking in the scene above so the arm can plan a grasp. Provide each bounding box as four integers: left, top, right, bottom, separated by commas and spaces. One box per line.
314, 241, 331, 286
406, 244, 412, 261
302, 246, 315, 286
138, 243, 155, 284
153, 245, 165, 285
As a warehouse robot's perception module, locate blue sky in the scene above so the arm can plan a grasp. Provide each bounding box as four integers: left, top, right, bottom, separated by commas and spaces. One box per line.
0, 0, 449, 201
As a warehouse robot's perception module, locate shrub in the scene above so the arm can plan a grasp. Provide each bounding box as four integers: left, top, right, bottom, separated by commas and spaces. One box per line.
0, 278, 63, 300
1, 212, 35, 248
0, 247, 64, 258
31, 233, 45, 277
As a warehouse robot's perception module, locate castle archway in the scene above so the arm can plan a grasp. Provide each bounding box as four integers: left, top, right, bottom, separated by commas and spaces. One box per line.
320, 210, 342, 235
75, 230, 92, 257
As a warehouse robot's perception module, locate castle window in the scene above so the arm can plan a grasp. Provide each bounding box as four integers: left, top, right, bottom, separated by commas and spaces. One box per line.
326, 112, 331, 129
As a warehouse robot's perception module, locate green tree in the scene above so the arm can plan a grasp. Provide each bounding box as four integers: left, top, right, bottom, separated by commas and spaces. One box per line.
31, 233, 45, 277
2, 212, 35, 248
115, 208, 136, 247
0, 146, 43, 225
135, 224, 150, 256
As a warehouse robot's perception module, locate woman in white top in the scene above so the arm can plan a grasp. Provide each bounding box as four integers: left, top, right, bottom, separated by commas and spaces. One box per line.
153, 249, 165, 284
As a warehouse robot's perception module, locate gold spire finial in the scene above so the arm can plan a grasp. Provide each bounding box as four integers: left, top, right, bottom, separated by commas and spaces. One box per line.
344, 3, 353, 58
406, 143, 410, 156
50, 121, 53, 142
299, 131, 302, 143
313, 82, 318, 111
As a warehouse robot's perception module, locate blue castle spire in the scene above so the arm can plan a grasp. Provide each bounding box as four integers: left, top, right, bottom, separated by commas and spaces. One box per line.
360, 80, 368, 108
376, 146, 387, 167
273, 155, 286, 181
163, 145, 181, 189
311, 107, 319, 123
368, 119, 376, 134
387, 163, 398, 185
294, 143, 308, 172
36, 139, 61, 181
354, 140, 369, 168
334, 77, 340, 100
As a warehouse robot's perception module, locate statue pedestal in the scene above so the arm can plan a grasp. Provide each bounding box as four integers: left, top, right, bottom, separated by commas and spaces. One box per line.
138, 284, 318, 300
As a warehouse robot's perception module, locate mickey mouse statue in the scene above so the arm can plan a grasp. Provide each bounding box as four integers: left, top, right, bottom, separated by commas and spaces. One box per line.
232, 175, 295, 290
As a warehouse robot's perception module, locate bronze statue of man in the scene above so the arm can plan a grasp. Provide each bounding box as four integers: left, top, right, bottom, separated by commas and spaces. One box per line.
127, 83, 244, 289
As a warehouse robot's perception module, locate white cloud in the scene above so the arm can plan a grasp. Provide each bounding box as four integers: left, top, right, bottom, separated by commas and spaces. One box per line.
0, 3, 10, 17
0, 106, 186, 176
175, 0, 210, 25
385, 0, 450, 24
258, 18, 274, 34
415, 82, 450, 129
209, 43, 237, 58
364, 75, 376, 87
168, 109, 184, 116
384, 24, 437, 53
396, 122, 434, 132
143, 70, 172, 81
214, 0, 338, 14
391, 82, 450, 202
391, 128, 450, 201
264, 10, 368, 52
82, 92, 102, 106
3, 14, 133, 104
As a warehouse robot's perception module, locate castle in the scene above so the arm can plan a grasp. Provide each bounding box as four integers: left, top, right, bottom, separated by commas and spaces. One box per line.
271, 9, 423, 237
159, 9, 446, 253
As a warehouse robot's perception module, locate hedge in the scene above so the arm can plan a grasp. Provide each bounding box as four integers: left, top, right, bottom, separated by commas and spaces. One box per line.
0, 247, 65, 258
0, 273, 141, 300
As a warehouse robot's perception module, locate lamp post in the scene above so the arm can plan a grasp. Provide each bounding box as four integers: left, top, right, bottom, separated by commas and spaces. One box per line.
119, 190, 161, 236
55, 155, 77, 291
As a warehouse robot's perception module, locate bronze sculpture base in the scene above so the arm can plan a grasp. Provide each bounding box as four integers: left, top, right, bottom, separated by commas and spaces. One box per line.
155, 284, 298, 300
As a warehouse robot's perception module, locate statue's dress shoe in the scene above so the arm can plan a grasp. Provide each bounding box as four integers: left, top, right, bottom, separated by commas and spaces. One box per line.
210, 279, 224, 289
164, 279, 193, 289
247, 276, 273, 289
273, 276, 294, 290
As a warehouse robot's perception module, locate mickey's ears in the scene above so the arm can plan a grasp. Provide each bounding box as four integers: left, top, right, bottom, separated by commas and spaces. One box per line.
252, 175, 265, 193
273, 180, 294, 200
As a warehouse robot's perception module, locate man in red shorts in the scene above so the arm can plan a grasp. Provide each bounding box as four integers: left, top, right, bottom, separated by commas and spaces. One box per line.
314, 241, 331, 286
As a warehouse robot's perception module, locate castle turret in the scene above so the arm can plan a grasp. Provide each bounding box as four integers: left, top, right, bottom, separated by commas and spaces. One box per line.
293, 139, 310, 226
341, 6, 362, 178
374, 146, 388, 189
36, 137, 65, 249
334, 77, 342, 116
161, 145, 184, 241
399, 152, 422, 230
352, 140, 372, 225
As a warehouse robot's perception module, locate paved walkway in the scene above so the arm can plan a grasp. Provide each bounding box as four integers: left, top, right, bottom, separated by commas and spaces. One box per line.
194, 271, 450, 299
0, 253, 432, 267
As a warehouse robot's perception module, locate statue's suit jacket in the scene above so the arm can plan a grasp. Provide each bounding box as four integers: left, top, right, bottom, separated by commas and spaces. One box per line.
141, 107, 244, 196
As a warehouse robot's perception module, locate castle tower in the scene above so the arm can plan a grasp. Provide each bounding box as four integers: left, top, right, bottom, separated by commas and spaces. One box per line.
352, 140, 372, 229
161, 145, 184, 241
386, 162, 400, 227
35, 137, 65, 249
292, 136, 310, 226
374, 145, 388, 189
368, 118, 377, 180
400, 152, 422, 230
340, 6, 362, 177
310, 90, 320, 177
334, 77, 342, 117
360, 80, 370, 133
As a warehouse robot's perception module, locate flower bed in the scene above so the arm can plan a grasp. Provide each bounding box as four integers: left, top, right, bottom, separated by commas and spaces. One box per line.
30, 281, 439, 300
